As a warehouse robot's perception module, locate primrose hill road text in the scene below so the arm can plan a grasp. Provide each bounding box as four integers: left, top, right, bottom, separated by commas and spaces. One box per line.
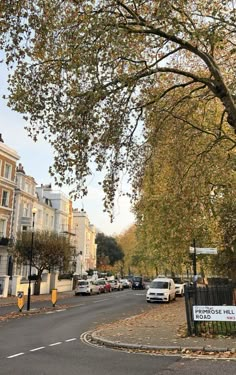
193, 305, 236, 321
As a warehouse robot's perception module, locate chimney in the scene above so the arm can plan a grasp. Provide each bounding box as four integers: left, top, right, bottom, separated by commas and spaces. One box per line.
0, 134, 4, 143
17, 163, 25, 174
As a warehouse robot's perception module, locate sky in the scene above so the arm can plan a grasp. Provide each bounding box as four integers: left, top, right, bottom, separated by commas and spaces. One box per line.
0, 66, 135, 236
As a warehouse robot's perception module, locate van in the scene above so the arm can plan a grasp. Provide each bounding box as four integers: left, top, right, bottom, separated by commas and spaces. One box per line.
132, 276, 145, 290
75, 279, 100, 296
146, 277, 176, 303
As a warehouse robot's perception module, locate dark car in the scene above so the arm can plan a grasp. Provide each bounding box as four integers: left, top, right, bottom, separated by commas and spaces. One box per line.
132, 276, 145, 290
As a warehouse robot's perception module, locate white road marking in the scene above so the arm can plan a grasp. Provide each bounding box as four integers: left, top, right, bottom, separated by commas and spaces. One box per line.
30, 347, 45, 352
70, 304, 85, 307
93, 299, 107, 303
56, 309, 66, 312
45, 311, 55, 314
7, 353, 24, 358
49, 342, 62, 346
65, 338, 77, 342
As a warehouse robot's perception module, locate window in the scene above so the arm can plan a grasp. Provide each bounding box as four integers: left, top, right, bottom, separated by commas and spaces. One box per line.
23, 203, 29, 217
1, 190, 9, 207
4, 163, 12, 180
0, 219, 6, 237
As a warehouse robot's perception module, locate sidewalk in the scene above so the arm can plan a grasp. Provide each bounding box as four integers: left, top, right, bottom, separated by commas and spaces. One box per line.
0, 290, 75, 307
90, 299, 236, 356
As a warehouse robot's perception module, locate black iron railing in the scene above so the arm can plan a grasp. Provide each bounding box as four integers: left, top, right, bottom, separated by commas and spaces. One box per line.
184, 284, 236, 336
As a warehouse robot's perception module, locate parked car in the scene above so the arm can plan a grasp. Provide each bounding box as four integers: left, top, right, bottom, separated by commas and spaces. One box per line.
120, 278, 131, 289
132, 276, 145, 290
146, 277, 176, 303
96, 279, 112, 293
109, 280, 116, 291
75, 280, 100, 296
113, 279, 123, 291
173, 277, 186, 297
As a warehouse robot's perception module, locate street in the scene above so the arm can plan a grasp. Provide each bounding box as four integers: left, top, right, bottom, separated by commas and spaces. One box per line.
0, 289, 235, 375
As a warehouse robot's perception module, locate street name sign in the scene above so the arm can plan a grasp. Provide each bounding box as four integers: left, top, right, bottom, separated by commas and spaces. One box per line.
193, 305, 236, 322
189, 247, 218, 255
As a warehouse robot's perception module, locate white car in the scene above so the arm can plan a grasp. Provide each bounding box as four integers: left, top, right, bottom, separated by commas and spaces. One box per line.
110, 279, 123, 291
120, 279, 131, 289
146, 277, 176, 303
75, 280, 100, 295
173, 278, 186, 297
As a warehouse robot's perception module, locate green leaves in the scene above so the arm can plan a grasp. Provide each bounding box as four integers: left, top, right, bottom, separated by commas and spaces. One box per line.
14, 230, 73, 274
96, 232, 124, 267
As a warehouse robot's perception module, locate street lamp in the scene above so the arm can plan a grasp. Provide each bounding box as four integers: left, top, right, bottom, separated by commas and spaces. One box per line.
27, 207, 37, 311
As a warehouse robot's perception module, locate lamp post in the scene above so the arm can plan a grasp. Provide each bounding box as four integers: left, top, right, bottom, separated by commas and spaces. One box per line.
27, 207, 37, 311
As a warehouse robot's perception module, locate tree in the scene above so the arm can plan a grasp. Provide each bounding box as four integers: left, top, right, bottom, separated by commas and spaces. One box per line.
13, 230, 73, 294
1, 1, 236, 214
117, 225, 138, 276
96, 232, 124, 269
134, 96, 236, 277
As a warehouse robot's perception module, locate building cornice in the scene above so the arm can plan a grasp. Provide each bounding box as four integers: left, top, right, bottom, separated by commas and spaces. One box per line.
0, 143, 20, 161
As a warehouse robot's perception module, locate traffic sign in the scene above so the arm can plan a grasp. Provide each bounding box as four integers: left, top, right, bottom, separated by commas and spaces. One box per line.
189, 247, 218, 255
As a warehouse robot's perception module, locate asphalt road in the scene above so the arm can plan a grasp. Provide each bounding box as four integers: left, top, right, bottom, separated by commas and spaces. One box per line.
0, 290, 235, 375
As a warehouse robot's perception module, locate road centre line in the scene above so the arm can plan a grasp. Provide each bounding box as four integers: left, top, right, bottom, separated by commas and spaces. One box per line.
93, 298, 108, 303
7, 352, 24, 358
30, 347, 45, 352
6, 338, 77, 358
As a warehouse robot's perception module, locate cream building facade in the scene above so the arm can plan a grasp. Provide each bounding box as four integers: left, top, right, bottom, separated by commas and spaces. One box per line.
0, 136, 97, 291
0, 135, 19, 276
73, 208, 97, 276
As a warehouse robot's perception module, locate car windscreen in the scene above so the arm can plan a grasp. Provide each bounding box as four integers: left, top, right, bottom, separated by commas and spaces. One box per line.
173, 278, 182, 283
133, 277, 142, 281
150, 281, 169, 289
78, 281, 88, 286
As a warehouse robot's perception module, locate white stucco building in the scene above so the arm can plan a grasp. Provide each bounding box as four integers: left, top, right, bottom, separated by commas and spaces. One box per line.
73, 209, 97, 276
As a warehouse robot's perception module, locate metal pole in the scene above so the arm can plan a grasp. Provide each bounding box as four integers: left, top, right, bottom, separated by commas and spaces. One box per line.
27, 212, 35, 311
192, 239, 197, 284
192, 238, 198, 334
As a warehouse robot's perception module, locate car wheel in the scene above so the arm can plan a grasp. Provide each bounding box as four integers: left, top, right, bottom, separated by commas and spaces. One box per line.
167, 295, 170, 303
147, 300, 151, 303
180, 290, 184, 297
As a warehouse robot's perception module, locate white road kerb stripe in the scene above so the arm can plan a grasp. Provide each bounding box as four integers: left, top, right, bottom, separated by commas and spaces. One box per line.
49, 342, 62, 346
30, 347, 45, 352
7, 353, 24, 358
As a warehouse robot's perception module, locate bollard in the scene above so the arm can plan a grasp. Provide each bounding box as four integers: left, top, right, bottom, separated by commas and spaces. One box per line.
51, 289, 57, 307
17, 291, 24, 312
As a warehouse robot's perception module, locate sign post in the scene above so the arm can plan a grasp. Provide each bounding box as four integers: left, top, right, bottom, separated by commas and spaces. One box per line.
189, 242, 218, 282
